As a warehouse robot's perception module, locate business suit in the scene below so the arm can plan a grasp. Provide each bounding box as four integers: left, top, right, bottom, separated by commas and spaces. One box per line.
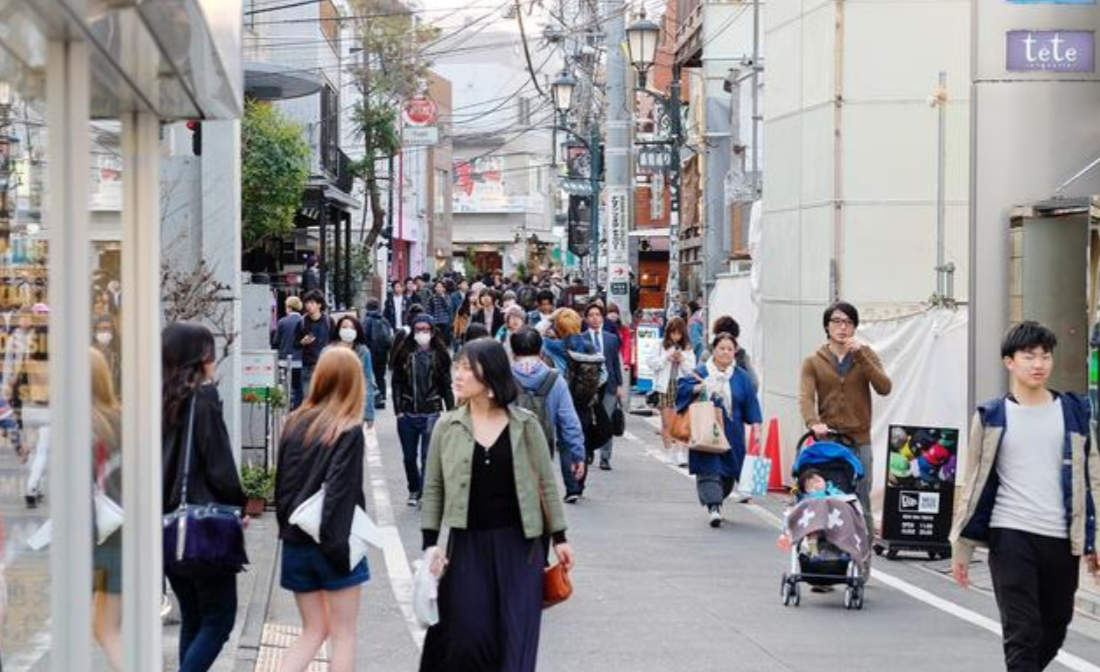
583, 327, 622, 465
383, 293, 418, 331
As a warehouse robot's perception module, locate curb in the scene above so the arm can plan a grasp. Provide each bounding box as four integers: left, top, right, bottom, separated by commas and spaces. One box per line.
1077, 579, 1100, 622
234, 531, 281, 672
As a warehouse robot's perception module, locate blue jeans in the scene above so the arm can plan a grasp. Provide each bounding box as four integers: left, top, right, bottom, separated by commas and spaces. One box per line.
397, 413, 438, 495
167, 570, 237, 672
559, 447, 582, 496
301, 365, 315, 401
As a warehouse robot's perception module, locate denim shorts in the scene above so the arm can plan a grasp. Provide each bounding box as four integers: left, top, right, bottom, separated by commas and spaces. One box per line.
281, 541, 370, 593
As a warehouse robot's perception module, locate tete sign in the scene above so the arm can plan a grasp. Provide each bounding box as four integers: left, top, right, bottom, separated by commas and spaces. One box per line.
1006, 30, 1095, 73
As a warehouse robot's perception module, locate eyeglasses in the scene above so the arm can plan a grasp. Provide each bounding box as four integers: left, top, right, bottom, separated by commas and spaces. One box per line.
829, 318, 855, 327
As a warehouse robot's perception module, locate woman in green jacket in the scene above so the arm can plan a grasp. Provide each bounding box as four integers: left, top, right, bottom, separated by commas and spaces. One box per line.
419, 338, 575, 672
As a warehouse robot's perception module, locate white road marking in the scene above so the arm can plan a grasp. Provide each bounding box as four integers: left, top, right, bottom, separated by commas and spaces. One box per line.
629, 421, 1100, 671
622, 430, 641, 444
364, 428, 426, 649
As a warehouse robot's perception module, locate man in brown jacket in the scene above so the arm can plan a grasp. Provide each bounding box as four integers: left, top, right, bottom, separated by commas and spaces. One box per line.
799, 301, 892, 544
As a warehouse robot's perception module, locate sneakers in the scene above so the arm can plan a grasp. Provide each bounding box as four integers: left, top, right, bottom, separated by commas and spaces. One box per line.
563, 493, 580, 504
599, 459, 612, 471
708, 508, 722, 528
662, 450, 676, 465
677, 449, 689, 467
407, 493, 420, 507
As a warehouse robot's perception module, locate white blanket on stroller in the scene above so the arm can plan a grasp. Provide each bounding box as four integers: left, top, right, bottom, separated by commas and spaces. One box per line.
785, 496, 872, 571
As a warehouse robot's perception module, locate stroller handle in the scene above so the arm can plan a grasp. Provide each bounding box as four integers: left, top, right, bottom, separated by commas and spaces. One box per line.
796, 430, 857, 453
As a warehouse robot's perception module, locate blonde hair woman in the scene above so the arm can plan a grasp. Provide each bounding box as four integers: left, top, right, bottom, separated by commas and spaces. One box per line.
91, 347, 122, 670
274, 347, 368, 672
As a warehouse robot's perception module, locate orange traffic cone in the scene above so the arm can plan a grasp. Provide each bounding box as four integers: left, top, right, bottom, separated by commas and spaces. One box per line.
764, 417, 785, 492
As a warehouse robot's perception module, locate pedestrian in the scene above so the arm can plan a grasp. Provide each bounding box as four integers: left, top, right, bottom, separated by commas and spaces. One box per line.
464, 322, 491, 342
362, 298, 393, 408
951, 321, 1100, 672
427, 281, 454, 347
527, 289, 556, 327
162, 322, 246, 672
294, 290, 335, 398
301, 256, 321, 294
498, 305, 527, 360
501, 289, 519, 311
274, 347, 369, 672
273, 296, 305, 408
91, 347, 122, 671
391, 314, 454, 506
470, 288, 504, 336
452, 290, 476, 351
330, 315, 377, 428
511, 328, 587, 503
648, 317, 696, 466
712, 316, 760, 391
384, 280, 411, 332
688, 301, 706, 360
799, 300, 892, 543
419, 338, 575, 672
583, 302, 623, 472
675, 333, 763, 528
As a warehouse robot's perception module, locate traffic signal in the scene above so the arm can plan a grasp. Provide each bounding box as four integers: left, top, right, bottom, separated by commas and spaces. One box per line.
186, 120, 202, 156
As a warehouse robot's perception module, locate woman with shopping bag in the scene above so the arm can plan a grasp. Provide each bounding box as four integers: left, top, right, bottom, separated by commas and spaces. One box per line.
675, 333, 763, 528
274, 347, 369, 672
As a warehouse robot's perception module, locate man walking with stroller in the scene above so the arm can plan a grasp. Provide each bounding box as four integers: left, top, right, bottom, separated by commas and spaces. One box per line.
951, 321, 1100, 672
799, 301, 892, 546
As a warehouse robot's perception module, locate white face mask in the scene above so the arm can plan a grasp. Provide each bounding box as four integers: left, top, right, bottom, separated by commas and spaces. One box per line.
339, 328, 357, 343
95, 332, 113, 346
414, 332, 432, 347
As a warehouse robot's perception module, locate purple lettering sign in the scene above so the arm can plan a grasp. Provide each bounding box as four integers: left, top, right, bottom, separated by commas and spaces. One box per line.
1007, 30, 1095, 73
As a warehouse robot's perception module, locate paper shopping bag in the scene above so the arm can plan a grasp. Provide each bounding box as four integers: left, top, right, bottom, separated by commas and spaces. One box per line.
737, 454, 772, 496
689, 401, 730, 454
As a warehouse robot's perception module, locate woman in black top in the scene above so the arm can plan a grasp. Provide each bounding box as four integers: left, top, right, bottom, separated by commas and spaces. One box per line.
470, 288, 504, 336
274, 347, 369, 672
161, 323, 246, 672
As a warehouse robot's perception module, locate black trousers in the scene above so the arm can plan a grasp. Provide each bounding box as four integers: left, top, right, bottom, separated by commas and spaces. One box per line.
372, 351, 388, 401
988, 528, 1080, 672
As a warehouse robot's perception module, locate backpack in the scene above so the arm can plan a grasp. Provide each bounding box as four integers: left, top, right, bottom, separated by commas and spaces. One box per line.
514, 370, 559, 454
565, 350, 605, 410
367, 316, 394, 353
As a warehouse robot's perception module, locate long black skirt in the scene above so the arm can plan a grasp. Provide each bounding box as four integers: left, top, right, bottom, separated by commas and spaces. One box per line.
419, 526, 545, 672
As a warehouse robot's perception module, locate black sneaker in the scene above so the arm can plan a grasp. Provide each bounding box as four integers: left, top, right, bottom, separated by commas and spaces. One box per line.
599, 459, 611, 471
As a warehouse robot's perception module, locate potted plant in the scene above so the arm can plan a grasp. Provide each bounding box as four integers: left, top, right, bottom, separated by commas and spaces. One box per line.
241, 464, 274, 517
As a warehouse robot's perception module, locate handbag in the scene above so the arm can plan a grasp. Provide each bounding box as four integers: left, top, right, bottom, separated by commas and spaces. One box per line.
689, 400, 731, 454
668, 371, 703, 445
162, 396, 249, 576
522, 430, 573, 610
611, 399, 625, 437
737, 435, 771, 496
289, 485, 385, 571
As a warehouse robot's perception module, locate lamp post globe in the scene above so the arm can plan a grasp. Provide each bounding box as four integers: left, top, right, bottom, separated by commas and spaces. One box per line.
551, 69, 577, 116
626, 10, 661, 75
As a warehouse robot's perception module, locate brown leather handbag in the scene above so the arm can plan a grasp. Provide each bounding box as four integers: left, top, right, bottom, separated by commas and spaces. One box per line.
524, 428, 573, 609
668, 372, 704, 443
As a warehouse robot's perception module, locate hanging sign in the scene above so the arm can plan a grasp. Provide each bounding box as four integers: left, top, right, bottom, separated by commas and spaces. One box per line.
634, 321, 663, 392
881, 424, 960, 548
607, 188, 630, 303
1006, 30, 1095, 73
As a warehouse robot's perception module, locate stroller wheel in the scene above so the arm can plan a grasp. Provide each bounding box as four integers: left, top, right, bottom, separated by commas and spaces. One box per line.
844, 587, 854, 610
854, 586, 865, 610
781, 580, 792, 606
780, 574, 789, 599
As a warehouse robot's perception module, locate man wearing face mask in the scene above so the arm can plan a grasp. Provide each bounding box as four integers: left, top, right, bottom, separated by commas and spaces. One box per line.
93, 314, 121, 392
390, 314, 454, 506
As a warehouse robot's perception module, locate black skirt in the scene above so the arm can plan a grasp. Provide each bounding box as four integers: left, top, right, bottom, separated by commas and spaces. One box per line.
419, 527, 545, 672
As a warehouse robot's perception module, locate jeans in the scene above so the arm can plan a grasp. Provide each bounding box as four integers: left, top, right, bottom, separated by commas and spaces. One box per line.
166, 571, 238, 672
372, 352, 388, 402
989, 528, 1080, 672
397, 413, 438, 495
558, 446, 582, 496
854, 443, 875, 543
596, 390, 617, 462
301, 365, 315, 401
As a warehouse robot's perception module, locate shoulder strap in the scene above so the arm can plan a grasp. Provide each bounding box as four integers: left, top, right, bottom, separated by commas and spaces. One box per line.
536, 370, 558, 397
178, 394, 199, 506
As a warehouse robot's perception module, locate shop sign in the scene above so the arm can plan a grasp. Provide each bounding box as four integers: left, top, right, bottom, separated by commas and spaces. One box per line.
1006, 30, 1095, 72
241, 350, 277, 388
607, 188, 631, 312
636, 145, 673, 173
403, 95, 438, 125
881, 424, 960, 547
404, 125, 439, 146
634, 322, 663, 392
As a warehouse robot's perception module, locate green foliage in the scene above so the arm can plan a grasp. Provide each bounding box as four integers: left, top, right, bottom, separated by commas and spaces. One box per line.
241, 100, 311, 252
240, 464, 275, 500
464, 246, 478, 279
350, 242, 374, 289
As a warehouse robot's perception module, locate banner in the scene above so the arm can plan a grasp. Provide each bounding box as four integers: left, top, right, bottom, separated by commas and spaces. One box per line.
634, 321, 662, 392
881, 424, 959, 547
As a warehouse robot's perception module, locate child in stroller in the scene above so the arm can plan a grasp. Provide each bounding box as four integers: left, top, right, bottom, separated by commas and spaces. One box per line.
779, 434, 872, 610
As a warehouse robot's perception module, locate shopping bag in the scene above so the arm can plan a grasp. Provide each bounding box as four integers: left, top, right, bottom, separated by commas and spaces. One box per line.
688, 401, 730, 454
290, 486, 385, 571
412, 555, 441, 626
94, 488, 124, 545
737, 454, 772, 496
669, 407, 692, 443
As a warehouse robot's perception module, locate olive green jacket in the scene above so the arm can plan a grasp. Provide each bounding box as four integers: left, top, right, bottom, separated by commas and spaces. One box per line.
421, 405, 567, 540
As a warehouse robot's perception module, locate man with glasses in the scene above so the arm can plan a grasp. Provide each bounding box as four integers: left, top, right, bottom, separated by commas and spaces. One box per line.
799, 300, 892, 548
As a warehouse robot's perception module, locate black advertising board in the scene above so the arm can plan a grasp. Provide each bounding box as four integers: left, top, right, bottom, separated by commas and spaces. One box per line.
880, 424, 959, 554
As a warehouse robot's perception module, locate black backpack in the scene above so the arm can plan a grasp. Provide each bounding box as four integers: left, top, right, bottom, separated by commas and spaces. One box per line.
367, 317, 394, 353
514, 371, 559, 454
565, 350, 605, 410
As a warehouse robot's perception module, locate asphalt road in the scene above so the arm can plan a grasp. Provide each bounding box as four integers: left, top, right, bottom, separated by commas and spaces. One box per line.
259, 402, 1100, 672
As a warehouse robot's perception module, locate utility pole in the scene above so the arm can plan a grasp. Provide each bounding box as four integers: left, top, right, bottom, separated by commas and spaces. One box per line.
603, 0, 632, 324
666, 66, 682, 315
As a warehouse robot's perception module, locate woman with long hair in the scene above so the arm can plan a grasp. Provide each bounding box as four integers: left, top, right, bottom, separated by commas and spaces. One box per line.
451, 289, 477, 351
675, 333, 763, 528
331, 315, 376, 428
91, 347, 122, 670
274, 347, 369, 672
419, 339, 575, 672
162, 322, 246, 672
391, 314, 454, 506
647, 317, 696, 466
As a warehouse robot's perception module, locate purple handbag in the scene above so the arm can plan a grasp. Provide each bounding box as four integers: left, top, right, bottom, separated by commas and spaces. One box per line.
163, 396, 248, 576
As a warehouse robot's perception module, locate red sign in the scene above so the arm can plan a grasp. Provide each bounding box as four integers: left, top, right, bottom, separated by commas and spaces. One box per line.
403, 96, 438, 126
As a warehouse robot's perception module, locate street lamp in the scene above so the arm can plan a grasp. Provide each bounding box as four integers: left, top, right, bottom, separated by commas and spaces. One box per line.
626, 9, 662, 88
550, 69, 577, 118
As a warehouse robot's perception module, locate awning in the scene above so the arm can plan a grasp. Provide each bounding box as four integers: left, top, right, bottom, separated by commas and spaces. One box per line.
245, 61, 325, 101
629, 227, 671, 238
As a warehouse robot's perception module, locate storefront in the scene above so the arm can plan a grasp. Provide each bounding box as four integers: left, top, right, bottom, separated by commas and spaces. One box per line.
0, 2, 242, 671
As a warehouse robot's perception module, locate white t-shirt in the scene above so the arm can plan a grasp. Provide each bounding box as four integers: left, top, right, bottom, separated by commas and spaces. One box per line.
990, 397, 1068, 539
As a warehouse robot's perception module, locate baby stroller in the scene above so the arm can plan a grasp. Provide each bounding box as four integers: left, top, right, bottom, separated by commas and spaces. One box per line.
779, 431, 869, 610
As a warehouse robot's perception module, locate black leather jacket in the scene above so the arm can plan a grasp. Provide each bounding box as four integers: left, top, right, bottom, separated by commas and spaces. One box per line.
392, 348, 454, 415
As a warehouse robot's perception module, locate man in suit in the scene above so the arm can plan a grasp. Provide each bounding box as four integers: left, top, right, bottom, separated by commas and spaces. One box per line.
384, 280, 411, 332
584, 302, 624, 471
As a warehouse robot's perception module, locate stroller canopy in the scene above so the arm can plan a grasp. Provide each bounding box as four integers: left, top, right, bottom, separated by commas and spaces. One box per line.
792, 441, 864, 494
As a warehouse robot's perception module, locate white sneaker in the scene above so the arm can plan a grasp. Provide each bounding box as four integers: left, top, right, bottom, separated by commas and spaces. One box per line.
663, 450, 676, 464
677, 449, 689, 467
708, 509, 722, 528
